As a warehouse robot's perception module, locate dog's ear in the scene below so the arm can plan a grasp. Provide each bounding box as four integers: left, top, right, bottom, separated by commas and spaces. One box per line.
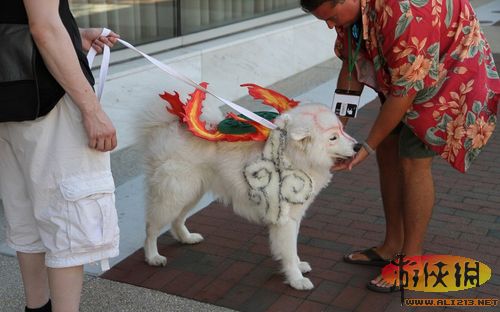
290, 127, 311, 142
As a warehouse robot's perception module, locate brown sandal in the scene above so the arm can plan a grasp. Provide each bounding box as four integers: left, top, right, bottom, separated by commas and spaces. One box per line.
367, 281, 400, 293
343, 247, 391, 267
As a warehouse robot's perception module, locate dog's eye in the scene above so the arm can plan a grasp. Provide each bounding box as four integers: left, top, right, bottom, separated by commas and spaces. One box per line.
330, 136, 337, 141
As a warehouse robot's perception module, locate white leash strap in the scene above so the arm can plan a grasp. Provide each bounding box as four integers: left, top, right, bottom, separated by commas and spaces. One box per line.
88, 28, 277, 130
87, 28, 111, 101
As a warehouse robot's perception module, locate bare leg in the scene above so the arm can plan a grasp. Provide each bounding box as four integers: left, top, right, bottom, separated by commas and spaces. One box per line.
371, 156, 434, 288
401, 156, 434, 256
47, 266, 83, 312
377, 135, 404, 256
349, 134, 403, 261
17, 252, 50, 309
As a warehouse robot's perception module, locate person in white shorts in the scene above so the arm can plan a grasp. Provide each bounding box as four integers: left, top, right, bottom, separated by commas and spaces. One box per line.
0, 1, 120, 311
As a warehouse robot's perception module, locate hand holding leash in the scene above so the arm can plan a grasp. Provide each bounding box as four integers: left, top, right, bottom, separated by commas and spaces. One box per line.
80, 28, 120, 54
84, 28, 118, 151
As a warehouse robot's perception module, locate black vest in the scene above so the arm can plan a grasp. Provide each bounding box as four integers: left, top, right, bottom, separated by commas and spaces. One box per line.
0, 1, 94, 119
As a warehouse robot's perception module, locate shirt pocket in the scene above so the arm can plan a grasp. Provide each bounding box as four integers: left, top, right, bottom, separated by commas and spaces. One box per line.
60, 172, 118, 253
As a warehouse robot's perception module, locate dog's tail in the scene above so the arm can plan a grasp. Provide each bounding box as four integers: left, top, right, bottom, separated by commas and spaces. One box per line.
139, 98, 180, 131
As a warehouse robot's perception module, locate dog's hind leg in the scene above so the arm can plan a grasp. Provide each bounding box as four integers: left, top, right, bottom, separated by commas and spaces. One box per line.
144, 162, 205, 266
144, 219, 167, 266
269, 219, 314, 290
170, 192, 205, 245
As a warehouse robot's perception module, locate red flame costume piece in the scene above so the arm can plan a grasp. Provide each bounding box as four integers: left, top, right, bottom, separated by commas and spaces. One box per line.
159, 83, 299, 142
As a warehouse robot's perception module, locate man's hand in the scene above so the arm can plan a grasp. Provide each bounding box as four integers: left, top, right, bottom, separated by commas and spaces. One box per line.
331, 147, 369, 171
81, 107, 117, 152
80, 28, 119, 53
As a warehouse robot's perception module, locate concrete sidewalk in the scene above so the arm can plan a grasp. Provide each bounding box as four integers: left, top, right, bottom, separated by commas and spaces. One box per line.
0, 255, 233, 312
1, 0, 499, 311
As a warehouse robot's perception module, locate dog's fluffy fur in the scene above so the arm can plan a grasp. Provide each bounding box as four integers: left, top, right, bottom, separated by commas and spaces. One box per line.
141, 103, 358, 290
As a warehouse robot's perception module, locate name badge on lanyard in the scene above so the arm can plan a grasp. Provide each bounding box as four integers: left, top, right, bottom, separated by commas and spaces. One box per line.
332, 21, 362, 118
332, 89, 361, 118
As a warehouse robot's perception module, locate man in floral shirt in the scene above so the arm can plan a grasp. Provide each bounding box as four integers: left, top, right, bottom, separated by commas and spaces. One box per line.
301, 0, 499, 292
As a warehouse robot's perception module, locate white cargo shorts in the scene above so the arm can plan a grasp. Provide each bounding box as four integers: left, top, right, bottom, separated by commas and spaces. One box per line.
0, 95, 119, 269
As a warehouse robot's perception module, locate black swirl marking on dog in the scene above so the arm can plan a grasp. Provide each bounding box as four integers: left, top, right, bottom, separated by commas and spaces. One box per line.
243, 162, 273, 215
281, 171, 313, 205
243, 126, 313, 224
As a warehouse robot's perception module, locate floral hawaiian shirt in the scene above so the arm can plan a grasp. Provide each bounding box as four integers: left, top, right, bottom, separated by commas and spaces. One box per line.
334, 0, 500, 172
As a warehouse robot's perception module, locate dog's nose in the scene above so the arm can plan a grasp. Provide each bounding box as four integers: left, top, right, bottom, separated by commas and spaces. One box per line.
353, 143, 362, 152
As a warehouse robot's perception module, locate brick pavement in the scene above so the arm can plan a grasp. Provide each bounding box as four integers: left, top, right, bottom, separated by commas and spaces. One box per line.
102, 95, 500, 311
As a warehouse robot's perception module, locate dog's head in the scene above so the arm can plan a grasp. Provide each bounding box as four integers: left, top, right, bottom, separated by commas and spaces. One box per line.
274, 104, 359, 168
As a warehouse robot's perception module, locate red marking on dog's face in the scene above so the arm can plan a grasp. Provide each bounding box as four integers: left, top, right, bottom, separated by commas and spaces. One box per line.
300, 109, 356, 143
301, 109, 336, 131
338, 125, 356, 143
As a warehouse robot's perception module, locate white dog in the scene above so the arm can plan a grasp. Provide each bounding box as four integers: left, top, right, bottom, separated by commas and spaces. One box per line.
141, 87, 359, 290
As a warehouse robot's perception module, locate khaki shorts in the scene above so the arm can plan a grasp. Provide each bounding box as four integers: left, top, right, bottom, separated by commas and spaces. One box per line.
392, 123, 436, 158
0, 95, 119, 269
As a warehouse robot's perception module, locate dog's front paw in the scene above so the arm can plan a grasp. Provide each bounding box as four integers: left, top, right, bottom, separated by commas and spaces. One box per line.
299, 261, 312, 274
181, 233, 204, 245
145, 255, 167, 267
289, 277, 314, 290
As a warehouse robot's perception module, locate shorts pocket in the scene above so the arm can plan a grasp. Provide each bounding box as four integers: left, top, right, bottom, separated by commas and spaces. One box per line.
60, 172, 118, 253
